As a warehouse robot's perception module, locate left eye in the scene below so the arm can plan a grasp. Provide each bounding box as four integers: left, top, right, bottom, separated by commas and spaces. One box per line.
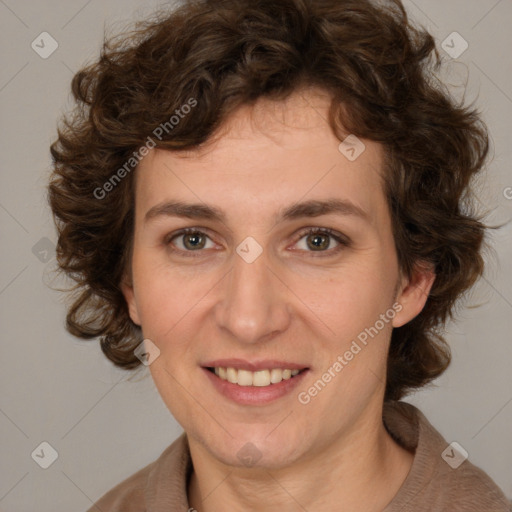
293, 228, 348, 254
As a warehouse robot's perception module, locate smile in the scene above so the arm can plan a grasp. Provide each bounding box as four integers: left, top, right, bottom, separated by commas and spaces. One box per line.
208, 367, 305, 387
202, 362, 310, 405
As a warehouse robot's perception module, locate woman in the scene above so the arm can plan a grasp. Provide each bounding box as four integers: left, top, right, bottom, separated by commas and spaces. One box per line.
48, 0, 511, 510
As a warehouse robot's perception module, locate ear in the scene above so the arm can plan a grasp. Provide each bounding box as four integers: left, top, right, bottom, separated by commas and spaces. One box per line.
120, 274, 141, 326
392, 262, 435, 328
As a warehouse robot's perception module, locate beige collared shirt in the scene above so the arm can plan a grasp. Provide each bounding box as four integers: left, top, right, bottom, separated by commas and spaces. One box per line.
86, 401, 511, 511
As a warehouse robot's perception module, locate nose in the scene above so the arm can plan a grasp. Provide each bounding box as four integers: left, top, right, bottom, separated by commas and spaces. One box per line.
214, 244, 291, 345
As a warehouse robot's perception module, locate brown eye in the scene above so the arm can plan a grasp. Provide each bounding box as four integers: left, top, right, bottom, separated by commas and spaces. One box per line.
306, 232, 331, 251
181, 231, 207, 250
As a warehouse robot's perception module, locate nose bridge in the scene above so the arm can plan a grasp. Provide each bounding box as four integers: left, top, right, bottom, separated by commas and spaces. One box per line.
215, 245, 289, 344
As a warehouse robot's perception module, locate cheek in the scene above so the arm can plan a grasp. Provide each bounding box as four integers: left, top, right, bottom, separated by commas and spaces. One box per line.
132, 257, 217, 355
303, 279, 395, 411
290, 260, 398, 400
292, 262, 396, 338
131, 255, 182, 337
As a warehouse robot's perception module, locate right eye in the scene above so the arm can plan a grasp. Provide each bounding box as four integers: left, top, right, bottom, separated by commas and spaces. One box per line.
165, 228, 216, 255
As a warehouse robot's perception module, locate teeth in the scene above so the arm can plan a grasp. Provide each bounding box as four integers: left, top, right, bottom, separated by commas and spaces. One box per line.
237, 369, 253, 386
270, 368, 283, 384
212, 367, 303, 386
253, 370, 270, 387
226, 367, 238, 384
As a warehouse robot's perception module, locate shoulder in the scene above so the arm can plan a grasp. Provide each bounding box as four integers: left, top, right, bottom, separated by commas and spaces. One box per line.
384, 401, 511, 512
421, 444, 512, 512
85, 432, 190, 512
85, 462, 150, 512
445, 460, 512, 511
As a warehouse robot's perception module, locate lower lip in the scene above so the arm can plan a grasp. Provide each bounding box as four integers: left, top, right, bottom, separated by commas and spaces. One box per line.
202, 367, 309, 405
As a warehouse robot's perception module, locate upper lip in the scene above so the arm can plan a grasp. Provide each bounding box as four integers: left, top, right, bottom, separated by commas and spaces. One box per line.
202, 359, 309, 371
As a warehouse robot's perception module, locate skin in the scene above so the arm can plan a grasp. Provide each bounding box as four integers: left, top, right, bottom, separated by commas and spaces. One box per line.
122, 87, 435, 511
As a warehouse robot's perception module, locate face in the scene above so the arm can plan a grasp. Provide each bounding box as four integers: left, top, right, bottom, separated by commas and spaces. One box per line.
122, 88, 433, 469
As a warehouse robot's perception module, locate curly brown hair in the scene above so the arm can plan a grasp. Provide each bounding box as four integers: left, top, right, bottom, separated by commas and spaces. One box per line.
48, 0, 490, 401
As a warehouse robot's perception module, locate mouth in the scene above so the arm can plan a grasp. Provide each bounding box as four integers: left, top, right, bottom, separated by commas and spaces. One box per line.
205, 366, 307, 387
201, 361, 310, 405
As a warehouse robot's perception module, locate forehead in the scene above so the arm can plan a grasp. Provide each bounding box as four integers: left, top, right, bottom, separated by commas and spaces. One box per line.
135, 89, 387, 227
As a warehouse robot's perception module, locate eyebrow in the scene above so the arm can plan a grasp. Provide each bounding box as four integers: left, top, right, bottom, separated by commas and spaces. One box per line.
144, 198, 370, 225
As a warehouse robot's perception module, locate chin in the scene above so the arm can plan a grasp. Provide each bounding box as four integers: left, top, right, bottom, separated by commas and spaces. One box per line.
201, 427, 306, 470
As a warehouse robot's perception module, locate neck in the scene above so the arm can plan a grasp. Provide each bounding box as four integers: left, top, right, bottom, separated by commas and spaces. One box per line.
187, 402, 414, 512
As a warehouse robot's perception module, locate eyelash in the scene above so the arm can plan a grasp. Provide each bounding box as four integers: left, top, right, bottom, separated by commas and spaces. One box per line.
163, 227, 351, 258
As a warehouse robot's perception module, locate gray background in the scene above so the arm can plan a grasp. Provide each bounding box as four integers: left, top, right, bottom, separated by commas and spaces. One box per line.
0, 0, 511, 510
